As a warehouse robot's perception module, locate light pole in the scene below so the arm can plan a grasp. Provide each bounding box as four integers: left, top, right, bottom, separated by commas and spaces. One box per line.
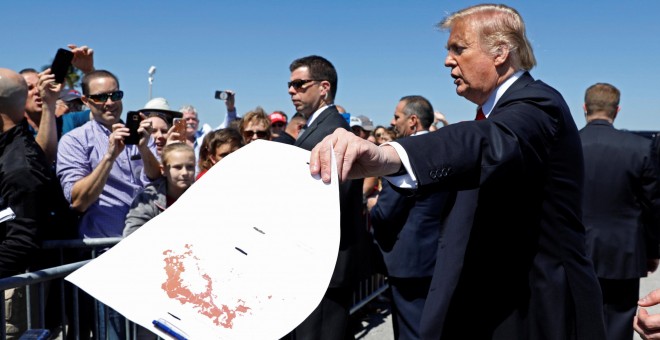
148, 66, 156, 100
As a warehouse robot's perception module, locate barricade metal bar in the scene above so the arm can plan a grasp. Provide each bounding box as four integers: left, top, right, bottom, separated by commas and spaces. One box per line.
350, 279, 389, 315
72, 285, 80, 340
26, 283, 32, 330
38, 283, 45, 329
1, 288, 5, 340
0, 261, 90, 291
42, 237, 123, 249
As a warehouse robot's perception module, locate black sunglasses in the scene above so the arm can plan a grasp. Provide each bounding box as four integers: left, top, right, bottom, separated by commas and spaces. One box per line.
243, 130, 268, 139
287, 79, 319, 90
87, 91, 124, 103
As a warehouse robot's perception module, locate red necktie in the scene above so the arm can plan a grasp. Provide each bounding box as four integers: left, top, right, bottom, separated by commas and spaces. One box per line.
475, 107, 486, 121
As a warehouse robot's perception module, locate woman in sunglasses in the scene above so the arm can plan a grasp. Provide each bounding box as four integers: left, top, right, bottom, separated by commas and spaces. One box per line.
239, 107, 271, 144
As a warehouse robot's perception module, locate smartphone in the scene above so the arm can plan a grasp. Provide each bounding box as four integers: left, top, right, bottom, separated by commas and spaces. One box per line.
173, 117, 187, 141
125, 111, 142, 145
214, 90, 232, 100
50, 48, 74, 84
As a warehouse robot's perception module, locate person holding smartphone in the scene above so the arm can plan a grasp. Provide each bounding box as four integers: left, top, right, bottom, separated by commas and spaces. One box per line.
19, 44, 95, 164
56, 69, 160, 339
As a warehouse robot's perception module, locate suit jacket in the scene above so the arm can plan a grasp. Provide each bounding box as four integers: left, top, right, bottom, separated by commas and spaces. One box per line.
371, 175, 447, 278
295, 105, 365, 287
580, 120, 660, 279
396, 73, 606, 339
273, 131, 296, 145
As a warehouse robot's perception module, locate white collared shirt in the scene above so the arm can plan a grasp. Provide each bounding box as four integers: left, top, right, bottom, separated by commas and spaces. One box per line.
481, 70, 524, 117
382, 130, 429, 189
306, 104, 335, 127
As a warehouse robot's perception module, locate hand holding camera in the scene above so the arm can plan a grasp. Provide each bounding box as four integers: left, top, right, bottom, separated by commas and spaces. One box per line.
215, 89, 236, 111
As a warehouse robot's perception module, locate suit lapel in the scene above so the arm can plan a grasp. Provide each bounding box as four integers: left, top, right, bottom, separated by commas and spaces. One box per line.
295, 106, 337, 147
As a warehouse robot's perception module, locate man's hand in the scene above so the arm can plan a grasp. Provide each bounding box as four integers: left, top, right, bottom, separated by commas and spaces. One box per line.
366, 194, 379, 212
68, 44, 95, 74
108, 123, 129, 160
37, 69, 61, 107
165, 125, 185, 146
310, 128, 402, 183
434, 111, 449, 127
635, 289, 660, 339
137, 113, 153, 149
224, 90, 236, 111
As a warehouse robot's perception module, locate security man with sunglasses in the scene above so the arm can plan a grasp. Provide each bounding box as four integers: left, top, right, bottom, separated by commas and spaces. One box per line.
285, 55, 366, 340
56, 70, 161, 339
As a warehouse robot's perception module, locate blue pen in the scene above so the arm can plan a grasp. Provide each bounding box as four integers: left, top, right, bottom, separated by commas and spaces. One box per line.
153, 318, 189, 340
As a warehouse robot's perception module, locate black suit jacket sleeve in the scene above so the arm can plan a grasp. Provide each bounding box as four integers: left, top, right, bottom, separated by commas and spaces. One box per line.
398, 78, 561, 193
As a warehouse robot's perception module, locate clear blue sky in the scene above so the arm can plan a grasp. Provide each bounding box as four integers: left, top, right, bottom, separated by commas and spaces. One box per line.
5, 1, 660, 131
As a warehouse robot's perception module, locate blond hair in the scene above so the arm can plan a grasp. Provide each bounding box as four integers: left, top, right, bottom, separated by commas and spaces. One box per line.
439, 4, 536, 71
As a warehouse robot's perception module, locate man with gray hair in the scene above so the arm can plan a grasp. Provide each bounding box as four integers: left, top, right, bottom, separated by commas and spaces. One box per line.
310, 4, 606, 339
389, 95, 434, 138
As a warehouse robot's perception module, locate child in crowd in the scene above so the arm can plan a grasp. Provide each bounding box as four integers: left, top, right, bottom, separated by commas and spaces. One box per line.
123, 143, 196, 237
196, 128, 244, 180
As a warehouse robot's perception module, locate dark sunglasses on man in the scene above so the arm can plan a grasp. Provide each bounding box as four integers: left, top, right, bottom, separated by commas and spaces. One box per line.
243, 130, 268, 139
87, 91, 124, 103
287, 79, 319, 91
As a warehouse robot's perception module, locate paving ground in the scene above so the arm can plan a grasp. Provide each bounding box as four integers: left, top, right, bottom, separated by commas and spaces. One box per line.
351, 295, 393, 340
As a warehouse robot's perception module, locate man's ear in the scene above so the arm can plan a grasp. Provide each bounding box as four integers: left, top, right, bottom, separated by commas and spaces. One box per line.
409, 114, 419, 128
612, 106, 620, 120
160, 164, 165, 176
320, 80, 331, 97
493, 44, 510, 66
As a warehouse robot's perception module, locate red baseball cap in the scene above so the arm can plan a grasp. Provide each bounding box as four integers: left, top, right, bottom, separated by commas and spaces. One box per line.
269, 112, 287, 124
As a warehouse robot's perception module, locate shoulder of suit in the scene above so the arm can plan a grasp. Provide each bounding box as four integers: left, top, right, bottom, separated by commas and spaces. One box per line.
316, 109, 350, 129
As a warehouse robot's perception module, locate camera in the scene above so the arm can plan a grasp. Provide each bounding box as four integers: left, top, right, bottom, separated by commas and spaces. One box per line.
215, 90, 232, 100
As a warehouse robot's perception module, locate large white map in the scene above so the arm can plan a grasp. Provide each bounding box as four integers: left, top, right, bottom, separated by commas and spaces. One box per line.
66, 140, 340, 339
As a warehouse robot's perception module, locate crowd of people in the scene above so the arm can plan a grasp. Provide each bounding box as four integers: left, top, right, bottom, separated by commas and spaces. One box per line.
3, 3, 660, 340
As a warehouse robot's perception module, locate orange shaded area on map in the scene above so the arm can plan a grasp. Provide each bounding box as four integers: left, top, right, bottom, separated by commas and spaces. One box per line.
161, 244, 251, 329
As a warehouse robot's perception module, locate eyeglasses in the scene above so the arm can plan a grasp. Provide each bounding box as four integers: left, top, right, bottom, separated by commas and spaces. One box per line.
87, 91, 124, 103
287, 79, 319, 90
243, 130, 268, 139
272, 122, 286, 128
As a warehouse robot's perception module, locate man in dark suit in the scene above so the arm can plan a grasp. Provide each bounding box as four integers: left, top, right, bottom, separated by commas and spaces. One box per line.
370, 95, 447, 340
286, 55, 364, 340
310, 4, 606, 339
273, 113, 307, 145
579, 83, 660, 340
